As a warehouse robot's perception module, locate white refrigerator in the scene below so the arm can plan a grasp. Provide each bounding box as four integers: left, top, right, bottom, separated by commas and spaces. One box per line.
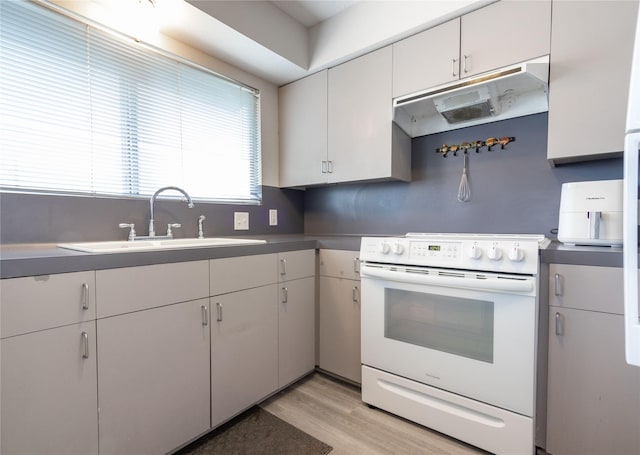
623, 5, 640, 367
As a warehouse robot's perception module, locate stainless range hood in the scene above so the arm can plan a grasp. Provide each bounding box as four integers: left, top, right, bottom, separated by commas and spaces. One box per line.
393, 56, 549, 138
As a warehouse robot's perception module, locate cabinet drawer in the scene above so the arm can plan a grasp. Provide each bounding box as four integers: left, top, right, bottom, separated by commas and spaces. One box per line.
96, 261, 209, 318
549, 264, 623, 314
319, 249, 360, 281
1, 271, 96, 338
278, 250, 315, 282
210, 254, 277, 295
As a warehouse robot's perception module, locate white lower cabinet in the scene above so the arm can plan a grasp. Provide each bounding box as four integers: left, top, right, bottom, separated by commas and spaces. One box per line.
278, 276, 316, 387
546, 264, 640, 455
210, 285, 279, 427
318, 249, 361, 383
97, 299, 211, 455
1, 321, 98, 455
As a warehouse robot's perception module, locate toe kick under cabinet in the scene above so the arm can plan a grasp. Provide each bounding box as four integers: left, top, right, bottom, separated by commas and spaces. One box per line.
546, 264, 640, 455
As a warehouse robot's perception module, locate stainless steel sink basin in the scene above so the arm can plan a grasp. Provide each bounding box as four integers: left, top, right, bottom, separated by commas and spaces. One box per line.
58, 238, 267, 253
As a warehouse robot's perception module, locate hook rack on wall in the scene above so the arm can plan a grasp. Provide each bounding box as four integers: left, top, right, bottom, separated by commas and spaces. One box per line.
435, 136, 516, 158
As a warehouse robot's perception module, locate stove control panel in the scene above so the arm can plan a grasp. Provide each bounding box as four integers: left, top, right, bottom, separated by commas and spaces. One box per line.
360, 235, 548, 275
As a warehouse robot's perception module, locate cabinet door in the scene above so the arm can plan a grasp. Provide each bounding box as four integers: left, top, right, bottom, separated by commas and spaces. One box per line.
392, 18, 460, 98
278, 277, 316, 387
319, 276, 361, 383
328, 46, 400, 184
547, 0, 638, 164
211, 285, 278, 427
319, 249, 360, 281
97, 299, 210, 455
549, 264, 624, 314
279, 70, 328, 187
210, 253, 277, 295
1, 322, 98, 455
461, 0, 550, 77
1, 271, 95, 338
278, 249, 316, 282
547, 307, 640, 455
96, 260, 209, 318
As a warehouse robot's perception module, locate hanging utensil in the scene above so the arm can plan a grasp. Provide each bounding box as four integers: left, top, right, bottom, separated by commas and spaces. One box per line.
457, 154, 471, 202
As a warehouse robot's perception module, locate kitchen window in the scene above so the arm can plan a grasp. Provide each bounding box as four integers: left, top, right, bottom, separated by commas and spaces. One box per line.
0, 0, 262, 204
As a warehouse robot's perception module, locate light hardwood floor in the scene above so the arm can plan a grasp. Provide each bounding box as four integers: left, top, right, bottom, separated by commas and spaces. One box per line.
261, 372, 487, 455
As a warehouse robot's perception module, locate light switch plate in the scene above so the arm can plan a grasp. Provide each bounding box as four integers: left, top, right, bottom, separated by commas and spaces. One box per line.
269, 209, 278, 226
234, 212, 249, 230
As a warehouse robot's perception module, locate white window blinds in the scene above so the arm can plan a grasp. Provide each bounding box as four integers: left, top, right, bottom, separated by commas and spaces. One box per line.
0, 0, 262, 204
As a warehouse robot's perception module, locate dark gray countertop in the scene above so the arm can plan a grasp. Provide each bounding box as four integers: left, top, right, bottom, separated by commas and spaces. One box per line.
0, 235, 364, 279
0, 235, 627, 279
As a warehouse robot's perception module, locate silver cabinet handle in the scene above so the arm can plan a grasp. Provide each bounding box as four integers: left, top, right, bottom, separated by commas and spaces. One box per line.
201, 305, 208, 326
216, 302, 223, 322
321, 161, 328, 174
282, 287, 288, 304
354, 258, 360, 274
451, 58, 458, 77
353, 285, 359, 303
555, 312, 564, 336
81, 332, 89, 359
463, 54, 470, 73
327, 161, 334, 174
554, 273, 563, 297
280, 258, 287, 276
82, 283, 90, 310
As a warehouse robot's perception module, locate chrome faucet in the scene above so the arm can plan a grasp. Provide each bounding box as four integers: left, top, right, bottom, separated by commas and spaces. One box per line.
148, 186, 194, 237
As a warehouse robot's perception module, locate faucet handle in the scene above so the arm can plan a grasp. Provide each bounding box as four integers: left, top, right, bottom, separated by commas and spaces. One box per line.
167, 223, 181, 238
119, 223, 136, 241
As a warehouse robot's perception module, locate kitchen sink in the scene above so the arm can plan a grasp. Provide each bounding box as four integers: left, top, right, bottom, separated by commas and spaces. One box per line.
57, 237, 267, 253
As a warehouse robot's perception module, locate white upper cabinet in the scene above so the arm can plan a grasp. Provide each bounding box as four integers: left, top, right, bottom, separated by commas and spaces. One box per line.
279, 70, 328, 188
328, 46, 411, 184
547, 0, 639, 164
393, 18, 461, 98
392, 0, 551, 98
460, 0, 550, 78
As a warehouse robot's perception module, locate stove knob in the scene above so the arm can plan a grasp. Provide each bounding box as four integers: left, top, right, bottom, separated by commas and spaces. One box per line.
488, 246, 503, 261
508, 246, 525, 262
468, 244, 482, 260
392, 242, 404, 255
379, 242, 390, 254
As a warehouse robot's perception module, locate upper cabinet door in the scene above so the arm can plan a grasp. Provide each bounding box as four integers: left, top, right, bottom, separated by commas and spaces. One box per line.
279, 70, 328, 188
460, 0, 551, 77
547, 0, 638, 164
328, 46, 409, 184
392, 18, 460, 98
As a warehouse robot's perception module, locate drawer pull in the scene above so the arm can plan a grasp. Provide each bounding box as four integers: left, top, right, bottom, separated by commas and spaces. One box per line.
353, 285, 359, 303
81, 332, 89, 359
554, 273, 563, 296
282, 287, 288, 304
82, 283, 90, 310
280, 258, 287, 276
354, 258, 360, 274
201, 305, 208, 326
555, 312, 564, 336
216, 302, 223, 322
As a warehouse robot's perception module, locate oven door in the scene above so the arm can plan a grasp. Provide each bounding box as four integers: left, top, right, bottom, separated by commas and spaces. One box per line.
360, 263, 537, 417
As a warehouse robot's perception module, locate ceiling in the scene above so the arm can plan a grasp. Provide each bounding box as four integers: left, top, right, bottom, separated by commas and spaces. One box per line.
269, 1, 358, 27
82, 0, 493, 87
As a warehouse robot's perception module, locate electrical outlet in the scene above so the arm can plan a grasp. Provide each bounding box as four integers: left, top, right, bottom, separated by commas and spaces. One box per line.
234, 212, 249, 230
269, 209, 278, 226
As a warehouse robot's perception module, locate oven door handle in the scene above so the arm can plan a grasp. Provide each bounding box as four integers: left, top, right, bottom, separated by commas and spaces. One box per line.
360, 265, 534, 293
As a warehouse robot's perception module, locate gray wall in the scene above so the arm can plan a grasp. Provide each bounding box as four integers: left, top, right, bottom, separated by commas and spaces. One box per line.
0, 186, 304, 244
304, 113, 623, 238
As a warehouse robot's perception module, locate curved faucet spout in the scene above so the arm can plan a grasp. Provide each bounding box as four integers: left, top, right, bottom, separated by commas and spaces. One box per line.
149, 186, 194, 237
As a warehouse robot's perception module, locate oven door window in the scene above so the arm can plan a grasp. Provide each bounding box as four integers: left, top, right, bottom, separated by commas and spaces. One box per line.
384, 289, 494, 363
